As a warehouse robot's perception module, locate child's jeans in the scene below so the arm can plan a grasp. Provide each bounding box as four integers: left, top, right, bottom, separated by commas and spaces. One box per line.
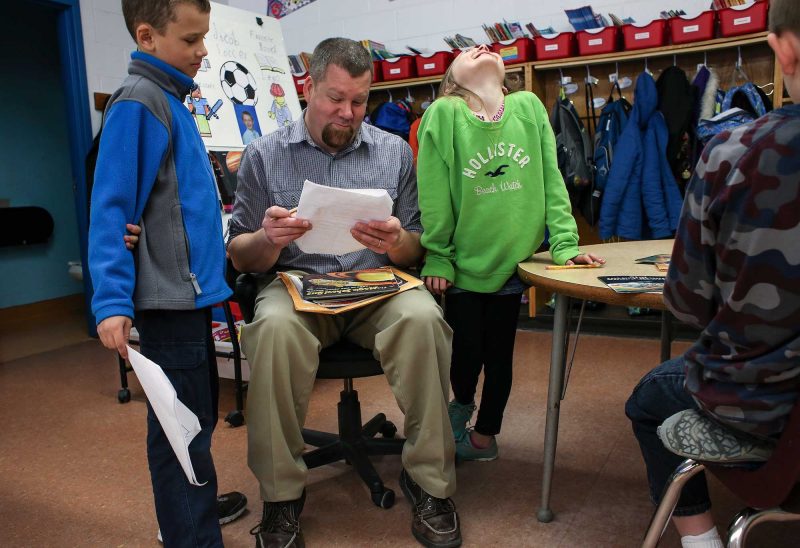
136, 307, 223, 547
625, 357, 711, 516
445, 291, 521, 436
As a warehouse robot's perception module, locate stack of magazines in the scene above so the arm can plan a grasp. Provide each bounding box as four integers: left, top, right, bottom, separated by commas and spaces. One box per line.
278, 267, 423, 315
302, 268, 401, 308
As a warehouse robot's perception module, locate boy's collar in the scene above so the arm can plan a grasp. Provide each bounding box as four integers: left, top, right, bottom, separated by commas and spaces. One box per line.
130, 51, 195, 95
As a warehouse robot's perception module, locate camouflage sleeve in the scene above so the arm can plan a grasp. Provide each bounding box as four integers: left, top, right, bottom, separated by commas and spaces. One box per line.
662, 132, 732, 329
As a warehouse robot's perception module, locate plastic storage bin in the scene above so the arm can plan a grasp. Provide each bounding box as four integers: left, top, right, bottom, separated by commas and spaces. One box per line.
293, 72, 308, 95
576, 27, 619, 56
491, 37, 534, 64
669, 11, 716, 44
380, 56, 416, 81
372, 60, 382, 83
719, 1, 768, 38
535, 33, 576, 61
415, 51, 454, 77
622, 20, 667, 50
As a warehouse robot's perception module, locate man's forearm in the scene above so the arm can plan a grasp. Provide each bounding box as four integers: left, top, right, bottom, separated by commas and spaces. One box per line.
388, 230, 424, 269
228, 231, 282, 273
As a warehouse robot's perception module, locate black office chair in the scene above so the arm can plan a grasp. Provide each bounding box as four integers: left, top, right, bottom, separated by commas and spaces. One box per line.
236, 272, 405, 509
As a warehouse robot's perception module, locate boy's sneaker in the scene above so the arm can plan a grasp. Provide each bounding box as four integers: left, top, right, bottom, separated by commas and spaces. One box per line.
157, 491, 248, 543
455, 429, 498, 462
249, 490, 306, 548
399, 469, 461, 548
447, 400, 476, 441
657, 409, 775, 463
218, 491, 248, 525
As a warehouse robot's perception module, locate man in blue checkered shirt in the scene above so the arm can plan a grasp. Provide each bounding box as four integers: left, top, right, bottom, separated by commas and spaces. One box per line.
228, 38, 461, 548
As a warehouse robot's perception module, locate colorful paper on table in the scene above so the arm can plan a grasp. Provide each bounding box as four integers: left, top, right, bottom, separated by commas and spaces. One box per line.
598, 275, 666, 294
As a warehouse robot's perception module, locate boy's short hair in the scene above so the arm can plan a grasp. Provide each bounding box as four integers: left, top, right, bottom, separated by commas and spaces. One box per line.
309, 38, 373, 83
241, 111, 253, 120
769, 0, 800, 36
122, 0, 211, 41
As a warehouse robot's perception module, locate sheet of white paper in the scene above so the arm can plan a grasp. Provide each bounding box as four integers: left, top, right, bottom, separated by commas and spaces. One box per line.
294, 180, 393, 255
127, 346, 206, 486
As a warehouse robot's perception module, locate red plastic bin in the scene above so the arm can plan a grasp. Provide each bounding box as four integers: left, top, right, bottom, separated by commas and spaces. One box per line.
719, 1, 769, 38
669, 11, 716, 44
622, 20, 667, 50
380, 56, 416, 81
491, 37, 534, 64
293, 72, 308, 95
372, 60, 382, 83
415, 51, 454, 77
576, 27, 619, 56
535, 33, 576, 61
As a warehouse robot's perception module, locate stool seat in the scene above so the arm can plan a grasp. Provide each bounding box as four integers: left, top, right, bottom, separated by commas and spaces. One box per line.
318, 341, 382, 379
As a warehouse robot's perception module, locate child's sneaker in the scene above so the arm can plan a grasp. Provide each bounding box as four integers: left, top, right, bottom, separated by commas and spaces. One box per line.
448, 399, 476, 440
455, 429, 498, 462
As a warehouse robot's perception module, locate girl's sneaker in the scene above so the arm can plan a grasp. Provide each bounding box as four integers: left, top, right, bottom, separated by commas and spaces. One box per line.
455, 429, 498, 462
448, 399, 476, 440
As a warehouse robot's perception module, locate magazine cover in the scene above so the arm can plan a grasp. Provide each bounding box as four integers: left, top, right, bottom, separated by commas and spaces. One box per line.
598, 276, 666, 294
302, 268, 400, 301
634, 254, 671, 264
278, 268, 423, 315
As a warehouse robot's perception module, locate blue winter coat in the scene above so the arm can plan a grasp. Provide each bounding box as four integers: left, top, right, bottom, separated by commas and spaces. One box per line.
599, 72, 683, 240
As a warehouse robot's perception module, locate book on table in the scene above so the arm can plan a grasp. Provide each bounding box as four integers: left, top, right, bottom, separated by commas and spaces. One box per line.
278, 267, 423, 315
598, 275, 666, 294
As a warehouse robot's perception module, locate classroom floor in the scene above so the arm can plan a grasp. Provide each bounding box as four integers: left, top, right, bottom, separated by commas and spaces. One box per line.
1, 303, 797, 547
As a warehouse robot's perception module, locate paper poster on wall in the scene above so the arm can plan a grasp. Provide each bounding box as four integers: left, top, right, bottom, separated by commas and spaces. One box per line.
189, 2, 301, 151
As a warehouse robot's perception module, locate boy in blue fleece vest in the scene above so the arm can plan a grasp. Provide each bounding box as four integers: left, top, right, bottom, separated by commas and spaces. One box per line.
88, 1, 244, 545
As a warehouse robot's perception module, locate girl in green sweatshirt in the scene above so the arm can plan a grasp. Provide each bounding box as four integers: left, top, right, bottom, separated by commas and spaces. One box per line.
417, 44, 603, 461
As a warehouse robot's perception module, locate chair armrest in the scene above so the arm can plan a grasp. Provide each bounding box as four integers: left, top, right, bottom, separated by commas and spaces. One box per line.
234, 273, 274, 323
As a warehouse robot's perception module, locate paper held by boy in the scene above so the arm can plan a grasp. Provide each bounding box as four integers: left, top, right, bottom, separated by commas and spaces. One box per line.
294, 179, 393, 255
126, 346, 206, 486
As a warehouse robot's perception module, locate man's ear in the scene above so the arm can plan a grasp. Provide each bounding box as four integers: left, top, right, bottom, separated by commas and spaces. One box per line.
768, 32, 800, 77
135, 23, 156, 53
303, 76, 313, 99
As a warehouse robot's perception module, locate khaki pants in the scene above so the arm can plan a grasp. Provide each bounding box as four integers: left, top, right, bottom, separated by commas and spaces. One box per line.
241, 275, 456, 502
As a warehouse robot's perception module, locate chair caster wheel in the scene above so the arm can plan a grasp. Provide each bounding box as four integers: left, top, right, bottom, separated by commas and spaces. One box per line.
372, 488, 395, 509
380, 421, 397, 438
118, 388, 131, 403
224, 410, 245, 427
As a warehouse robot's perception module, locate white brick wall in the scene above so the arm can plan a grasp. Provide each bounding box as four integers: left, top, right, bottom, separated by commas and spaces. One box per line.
79, 0, 731, 133
277, 0, 715, 54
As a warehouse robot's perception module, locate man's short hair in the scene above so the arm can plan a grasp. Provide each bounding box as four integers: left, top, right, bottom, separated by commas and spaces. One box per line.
309, 38, 373, 83
122, 0, 211, 41
770, 0, 800, 36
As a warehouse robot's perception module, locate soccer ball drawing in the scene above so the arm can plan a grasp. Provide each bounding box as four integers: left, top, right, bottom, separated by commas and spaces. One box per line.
220, 61, 258, 105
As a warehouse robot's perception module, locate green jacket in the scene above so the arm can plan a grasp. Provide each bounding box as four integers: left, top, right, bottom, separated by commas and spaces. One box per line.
417, 92, 581, 292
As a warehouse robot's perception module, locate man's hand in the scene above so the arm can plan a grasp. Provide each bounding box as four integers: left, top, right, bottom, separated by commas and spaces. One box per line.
262, 206, 311, 249
351, 217, 404, 255
124, 224, 141, 250
566, 253, 605, 266
424, 276, 452, 296
97, 315, 133, 359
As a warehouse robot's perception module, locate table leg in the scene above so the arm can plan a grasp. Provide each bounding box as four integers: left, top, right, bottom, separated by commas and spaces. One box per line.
538, 293, 570, 523
660, 311, 673, 363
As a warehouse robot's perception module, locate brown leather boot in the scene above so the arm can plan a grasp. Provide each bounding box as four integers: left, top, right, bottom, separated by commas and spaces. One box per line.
400, 469, 462, 548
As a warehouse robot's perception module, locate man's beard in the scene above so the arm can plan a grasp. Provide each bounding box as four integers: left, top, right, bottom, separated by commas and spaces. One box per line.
321, 123, 355, 150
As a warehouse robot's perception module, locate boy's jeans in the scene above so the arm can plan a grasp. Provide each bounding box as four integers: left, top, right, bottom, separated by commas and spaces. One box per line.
624, 357, 712, 516
136, 308, 223, 547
